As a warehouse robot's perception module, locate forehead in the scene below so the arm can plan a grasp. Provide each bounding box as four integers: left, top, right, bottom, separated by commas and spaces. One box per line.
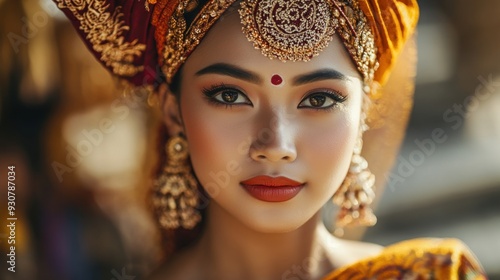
183, 9, 362, 80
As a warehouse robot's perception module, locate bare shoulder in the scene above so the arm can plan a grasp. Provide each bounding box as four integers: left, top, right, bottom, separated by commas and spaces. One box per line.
146, 246, 202, 280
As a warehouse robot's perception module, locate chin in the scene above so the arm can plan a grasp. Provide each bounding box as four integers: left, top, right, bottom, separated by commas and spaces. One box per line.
234, 201, 319, 234
243, 217, 308, 234
208, 187, 327, 234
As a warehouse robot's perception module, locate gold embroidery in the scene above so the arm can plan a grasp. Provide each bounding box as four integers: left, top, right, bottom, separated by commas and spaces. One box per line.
162, 0, 236, 83
56, 0, 146, 77
239, 0, 378, 85
334, 0, 378, 85
161, 0, 378, 85
160, 0, 378, 85
239, 0, 337, 62
323, 239, 488, 280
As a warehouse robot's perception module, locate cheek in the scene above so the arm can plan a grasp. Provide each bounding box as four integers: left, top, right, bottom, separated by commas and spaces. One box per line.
299, 108, 360, 195
316, 124, 354, 170
180, 93, 249, 194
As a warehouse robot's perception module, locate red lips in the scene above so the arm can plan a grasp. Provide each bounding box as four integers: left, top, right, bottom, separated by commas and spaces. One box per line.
240, 175, 304, 202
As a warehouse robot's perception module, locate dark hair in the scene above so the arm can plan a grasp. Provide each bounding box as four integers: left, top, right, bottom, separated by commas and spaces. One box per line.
168, 66, 183, 97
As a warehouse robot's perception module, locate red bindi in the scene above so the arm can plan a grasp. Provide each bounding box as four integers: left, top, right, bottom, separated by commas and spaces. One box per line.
271, 74, 283, 86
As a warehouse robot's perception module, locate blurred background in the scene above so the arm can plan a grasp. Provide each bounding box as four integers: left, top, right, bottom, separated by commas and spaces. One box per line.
364, 1, 500, 279
0, 0, 499, 279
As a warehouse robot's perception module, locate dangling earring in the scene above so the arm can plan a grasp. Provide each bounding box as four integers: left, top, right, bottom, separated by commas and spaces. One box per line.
333, 117, 377, 232
152, 135, 201, 230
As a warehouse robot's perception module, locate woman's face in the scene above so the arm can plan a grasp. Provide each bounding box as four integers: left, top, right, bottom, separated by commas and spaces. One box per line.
171, 11, 364, 233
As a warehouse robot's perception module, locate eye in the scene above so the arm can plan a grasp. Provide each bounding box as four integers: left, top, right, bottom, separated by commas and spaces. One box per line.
215, 90, 248, 104
298, 90, 346, 110
203, 84, 252, 106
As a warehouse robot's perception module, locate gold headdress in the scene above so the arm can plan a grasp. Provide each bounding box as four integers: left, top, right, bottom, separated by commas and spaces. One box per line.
156, 0, 378, 85
239, 0, 378, 85
55, 0, 418, 88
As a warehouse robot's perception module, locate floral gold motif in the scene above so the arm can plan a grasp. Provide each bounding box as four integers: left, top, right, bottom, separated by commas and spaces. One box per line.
162, 0, 237, 84
152, 135, 201, 229
239, 0, 336, 62
239, 0, 378, 85
161, 0, 379, 85
56, 0, 146, 77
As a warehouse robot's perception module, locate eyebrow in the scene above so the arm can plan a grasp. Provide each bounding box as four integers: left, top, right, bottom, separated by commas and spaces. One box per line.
292, 69, 349, 85
195, 64, 348, 86
195, 63, 263, 84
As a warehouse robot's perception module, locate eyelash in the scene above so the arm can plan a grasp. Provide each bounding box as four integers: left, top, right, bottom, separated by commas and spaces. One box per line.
202, 83, 252, 108
299, 90, 347, 112
202, 84, 347, 111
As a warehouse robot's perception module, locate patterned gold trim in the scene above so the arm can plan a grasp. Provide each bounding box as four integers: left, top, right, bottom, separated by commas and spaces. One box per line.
161, 0, 378, 85
334, 0, 379, 84
56, 0, 146, 77
240, 0, 378, 84
162, 0, 237, 83
324, 239, 488, 280
239, 0, 337, 62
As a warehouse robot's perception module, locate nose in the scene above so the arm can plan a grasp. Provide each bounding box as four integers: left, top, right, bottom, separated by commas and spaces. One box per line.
249, 112, 297, 163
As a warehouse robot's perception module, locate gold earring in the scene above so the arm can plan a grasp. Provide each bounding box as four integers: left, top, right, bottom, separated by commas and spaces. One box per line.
333, 131, 377, 231
152, 135, 201, 230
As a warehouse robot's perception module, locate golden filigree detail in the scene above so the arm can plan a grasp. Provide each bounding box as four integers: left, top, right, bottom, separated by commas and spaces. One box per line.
239, 0, 378, 84
56, 0, 146, 77
152, 136, 201, 229
334, 0, 379, 84
325, 239, 488, 280
162, 0, 237, 83
239, 0, 337, 62
161, 0, 378, 85
333, 112, 376, 230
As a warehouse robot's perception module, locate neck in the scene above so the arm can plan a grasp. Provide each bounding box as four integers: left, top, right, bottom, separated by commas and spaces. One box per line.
196, 203, 336, 280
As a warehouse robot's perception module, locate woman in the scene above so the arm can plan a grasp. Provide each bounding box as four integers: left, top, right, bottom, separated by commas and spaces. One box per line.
54, 0, 487, 279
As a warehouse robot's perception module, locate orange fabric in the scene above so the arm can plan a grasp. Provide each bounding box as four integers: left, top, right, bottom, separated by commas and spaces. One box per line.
323, 238, 488, 280
152, 0, 180, 61
359, 0, 419, 86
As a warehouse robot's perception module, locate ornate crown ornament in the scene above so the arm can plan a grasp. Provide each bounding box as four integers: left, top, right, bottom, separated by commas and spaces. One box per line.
239, 0, 336, 62
159, 0, 379, 85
